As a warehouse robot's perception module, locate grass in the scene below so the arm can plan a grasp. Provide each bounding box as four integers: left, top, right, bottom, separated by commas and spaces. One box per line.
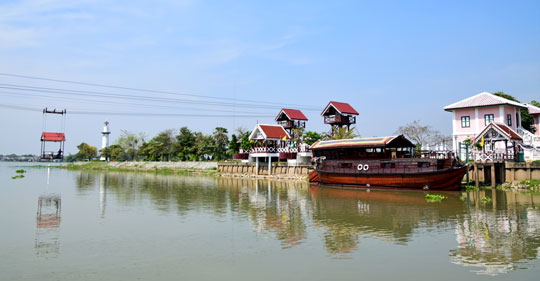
426, 194, 447, 202
63, 162, 218, 177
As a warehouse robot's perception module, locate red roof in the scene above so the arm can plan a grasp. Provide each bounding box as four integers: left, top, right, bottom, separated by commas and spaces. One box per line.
321, 101, 359, 115
275, 108, 308, 121
250, 124, 290, 140
41, 132, 65, 141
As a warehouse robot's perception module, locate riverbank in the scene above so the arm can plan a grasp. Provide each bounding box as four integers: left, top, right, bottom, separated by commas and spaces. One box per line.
64, 161, 219, 176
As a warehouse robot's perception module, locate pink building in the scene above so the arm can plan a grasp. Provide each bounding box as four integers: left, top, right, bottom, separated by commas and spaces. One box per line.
526, 103, 540, 135
444, 92, 527, 152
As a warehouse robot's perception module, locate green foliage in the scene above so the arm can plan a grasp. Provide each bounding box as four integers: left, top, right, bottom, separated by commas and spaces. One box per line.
212, 127, 229, 161
531, 100, 540, 107
493, 92, 536, 133
116, 131, 145, 161
459, 196, 465, 201
425, 194, 447, 202
240, 131, 252, 150
330, 126, 358, 140
481, 197, 492, 203
75, 142, 97, 161
175, 127, 196, 160
228, 134, 240, 154
100, 144, 123, 161
304, 131, 322, 145
15, 169, 26, 174
464, 185, 478, 191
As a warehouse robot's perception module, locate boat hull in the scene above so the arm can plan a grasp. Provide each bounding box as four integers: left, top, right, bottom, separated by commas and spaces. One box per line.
312, 166, 467, 191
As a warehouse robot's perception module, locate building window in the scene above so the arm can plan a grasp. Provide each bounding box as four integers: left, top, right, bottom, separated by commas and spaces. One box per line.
484, 114, 494, 126
516, 113, 520, 127
507, 114, 512, 126
461, 116, 470, 128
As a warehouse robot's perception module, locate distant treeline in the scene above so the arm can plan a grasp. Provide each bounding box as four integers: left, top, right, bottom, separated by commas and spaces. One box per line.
69, 126, 325, 162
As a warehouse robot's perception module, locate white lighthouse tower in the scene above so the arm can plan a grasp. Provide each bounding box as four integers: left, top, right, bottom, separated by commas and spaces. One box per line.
100, 121, 111, 160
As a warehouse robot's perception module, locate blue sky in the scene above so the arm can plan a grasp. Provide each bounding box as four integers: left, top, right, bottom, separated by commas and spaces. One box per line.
1, 0, 539, 154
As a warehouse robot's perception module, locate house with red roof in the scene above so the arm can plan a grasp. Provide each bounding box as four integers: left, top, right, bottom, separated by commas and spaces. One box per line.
444, 92, 527, 153
321, 101, 359, 131
275, 108, 308, 135
247, 124, 290, 174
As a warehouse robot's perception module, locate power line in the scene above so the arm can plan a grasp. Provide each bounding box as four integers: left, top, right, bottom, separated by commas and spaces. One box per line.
0, 103, 275, 118
0, 91, 264, 114
0, 72, 321, 110
0, 83, 321, 111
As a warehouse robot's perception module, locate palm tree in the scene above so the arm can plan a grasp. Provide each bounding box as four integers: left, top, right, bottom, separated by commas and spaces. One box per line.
330, 126, 358, 140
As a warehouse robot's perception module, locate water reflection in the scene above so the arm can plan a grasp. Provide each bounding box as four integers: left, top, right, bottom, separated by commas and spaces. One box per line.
450, 190, 540, 275
35, 194, 61, 257
73, 171, 540, 274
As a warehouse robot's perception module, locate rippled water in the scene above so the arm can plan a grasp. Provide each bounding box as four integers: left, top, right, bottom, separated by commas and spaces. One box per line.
1, 162, 540, 280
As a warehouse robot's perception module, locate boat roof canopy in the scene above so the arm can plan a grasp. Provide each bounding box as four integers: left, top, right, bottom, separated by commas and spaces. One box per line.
310, 135, 415, 150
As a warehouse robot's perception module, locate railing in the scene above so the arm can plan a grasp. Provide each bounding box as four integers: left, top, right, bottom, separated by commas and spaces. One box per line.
324, 115, 356, 124
472, 151, 514, 162
41, 151, 64, 160
250, 147, 277, 153
277, 120, 306, 128
518, 127, 540, 148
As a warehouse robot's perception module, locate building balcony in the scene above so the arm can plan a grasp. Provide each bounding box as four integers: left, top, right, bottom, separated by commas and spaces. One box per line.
324, 114, 356, 125
277, 120, 306, 129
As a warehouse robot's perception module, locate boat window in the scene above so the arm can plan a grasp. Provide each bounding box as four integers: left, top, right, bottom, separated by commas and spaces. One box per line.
417, 162, 430, 168
381, 162, 395, 168
376, 148, 382, 153
366, 148, 374, 153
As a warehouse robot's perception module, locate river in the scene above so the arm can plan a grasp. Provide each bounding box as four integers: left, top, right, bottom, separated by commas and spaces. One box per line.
1, 162, 540, 280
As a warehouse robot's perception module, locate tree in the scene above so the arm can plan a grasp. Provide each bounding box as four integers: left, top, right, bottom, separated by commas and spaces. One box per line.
395, 120, 439, 147
75, 142, 97, 160
175, 127, 196, 161
100, 144, 123, 161
116, 130, 145, 161
531, 100, 540, 107
212, 127, 229, 160
291, 127, 305, 145
330, 126, 358, 140
228, 134, 240, 155
240, 131, 252, 151
493, 92, 536, 133
194, 132, 214, 160
304, 131, 322, 145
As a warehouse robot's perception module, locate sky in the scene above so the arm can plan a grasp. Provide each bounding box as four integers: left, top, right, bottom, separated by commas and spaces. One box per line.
1, 0, 539, 155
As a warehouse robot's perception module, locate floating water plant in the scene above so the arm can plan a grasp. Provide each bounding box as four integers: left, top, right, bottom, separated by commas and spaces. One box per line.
15, 169, 26, 174
11, 175, 25, 179
481, 197, 492, 203
426, 194, 446, 202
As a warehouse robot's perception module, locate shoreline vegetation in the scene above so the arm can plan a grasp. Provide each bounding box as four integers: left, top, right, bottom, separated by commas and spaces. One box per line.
63, 161, 219, 177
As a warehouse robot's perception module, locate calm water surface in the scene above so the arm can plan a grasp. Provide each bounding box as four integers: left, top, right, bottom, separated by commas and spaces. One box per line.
1, 162, 540, 280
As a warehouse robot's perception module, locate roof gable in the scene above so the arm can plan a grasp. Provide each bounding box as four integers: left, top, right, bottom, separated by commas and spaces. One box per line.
249, 124, 290, 140
275, 108, 308, 121
444, 92, 527, 111
321, 101, 359, 116
472, 122, 522, 143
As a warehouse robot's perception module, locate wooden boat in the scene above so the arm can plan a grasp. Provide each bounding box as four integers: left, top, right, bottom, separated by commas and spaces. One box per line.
309, 135, 467, 191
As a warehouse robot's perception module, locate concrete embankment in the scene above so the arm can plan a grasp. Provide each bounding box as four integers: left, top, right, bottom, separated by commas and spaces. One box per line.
217, 162, 311, 180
